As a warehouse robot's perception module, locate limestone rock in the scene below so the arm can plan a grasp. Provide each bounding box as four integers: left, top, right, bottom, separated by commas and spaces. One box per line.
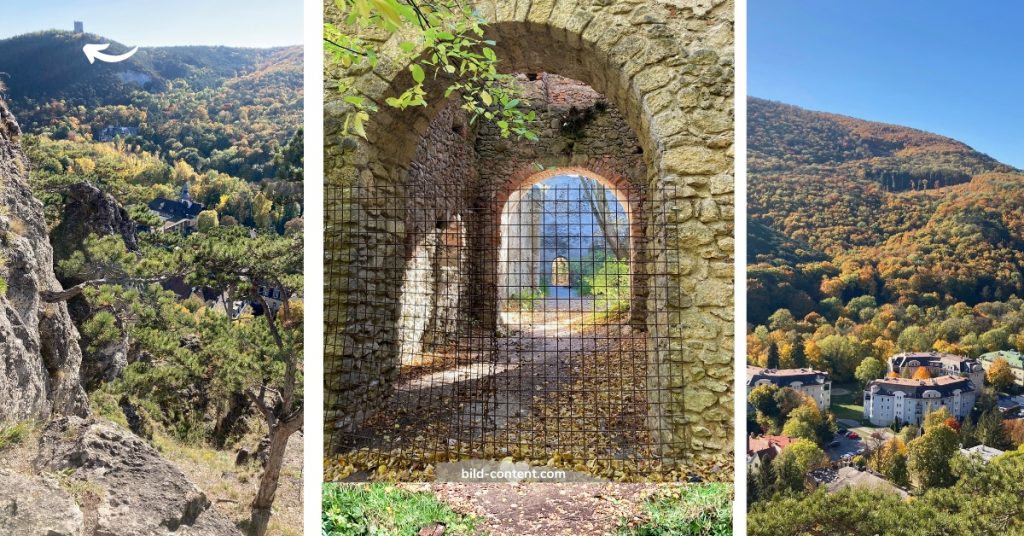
0, 99, 87, 422
35, 417, 241, 536
0, 469, 84, 536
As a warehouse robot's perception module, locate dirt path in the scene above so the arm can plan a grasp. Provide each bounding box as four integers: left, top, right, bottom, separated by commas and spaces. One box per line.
338, 298, 649, 471
409, 482, 659, 536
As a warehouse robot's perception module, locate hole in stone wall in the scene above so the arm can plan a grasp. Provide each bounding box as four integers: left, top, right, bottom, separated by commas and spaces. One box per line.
451, 114, 466, 136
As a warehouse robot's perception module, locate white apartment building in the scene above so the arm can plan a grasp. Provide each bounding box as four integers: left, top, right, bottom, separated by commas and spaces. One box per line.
746, 366, 831, 410
863, 376, 976, 427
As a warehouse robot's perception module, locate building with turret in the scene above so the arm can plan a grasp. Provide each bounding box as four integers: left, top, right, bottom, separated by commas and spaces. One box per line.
148, 183, 204, 234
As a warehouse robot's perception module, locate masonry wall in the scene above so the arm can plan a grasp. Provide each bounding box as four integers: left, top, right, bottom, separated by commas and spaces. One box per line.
470, 74, 649, 330
325, 0, 735, 459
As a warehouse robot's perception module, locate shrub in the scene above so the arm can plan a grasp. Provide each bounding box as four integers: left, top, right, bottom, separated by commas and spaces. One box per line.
572, 250, 630, 307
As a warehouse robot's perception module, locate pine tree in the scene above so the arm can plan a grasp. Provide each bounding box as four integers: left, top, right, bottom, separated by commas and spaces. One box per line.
976, 408, 1010, 450
766, 340, 780, 369
960, 415, 978, 448
43, 227, 303, 536
790, 338, 808, 368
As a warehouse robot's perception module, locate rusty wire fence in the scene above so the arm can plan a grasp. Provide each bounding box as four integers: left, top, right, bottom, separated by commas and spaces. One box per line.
326, 176, 688, 480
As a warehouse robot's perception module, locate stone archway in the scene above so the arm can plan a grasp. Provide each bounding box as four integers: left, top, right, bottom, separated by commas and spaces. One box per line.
324, 0, 734, 464
550, 257, 569, 287
491, 165, 648, 330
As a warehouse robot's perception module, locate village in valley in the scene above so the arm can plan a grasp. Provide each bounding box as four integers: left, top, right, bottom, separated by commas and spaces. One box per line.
747, 349, 1024, 498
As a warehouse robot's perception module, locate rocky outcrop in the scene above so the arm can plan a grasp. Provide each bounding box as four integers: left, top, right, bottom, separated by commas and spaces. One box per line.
0, 469, 84, 536
0, 98, 87, 422
35, 417, 241, 535
51, 181, 139, 267
0, 98, 239, 536
49, 181, 139, 386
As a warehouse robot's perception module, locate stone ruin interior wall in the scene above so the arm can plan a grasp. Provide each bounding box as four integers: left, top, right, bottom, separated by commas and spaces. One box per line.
325, 0, 735, 459
395, 103, 478, 364
497, 187, 543, 300
471, 74, 649, 331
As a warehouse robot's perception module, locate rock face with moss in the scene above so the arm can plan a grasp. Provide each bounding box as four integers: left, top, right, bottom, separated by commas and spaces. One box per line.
50, 181, 140, 387
0, 98, 87, 422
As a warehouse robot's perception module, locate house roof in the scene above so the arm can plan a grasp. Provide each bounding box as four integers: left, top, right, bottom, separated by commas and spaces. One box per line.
980, 350, 1024, 369
747, 434, 798, 456
866, 375, 974, 397
747, 366, 830, 386
959, 445, 1005, 463
149, 197, 203, 220
890, 352, 982, 374
822, 466, 909, 498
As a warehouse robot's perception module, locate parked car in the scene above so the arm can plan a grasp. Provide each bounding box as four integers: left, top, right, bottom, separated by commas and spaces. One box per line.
846, 431, 860, 440
837, 428, 847, 435
828, 440, 841, 448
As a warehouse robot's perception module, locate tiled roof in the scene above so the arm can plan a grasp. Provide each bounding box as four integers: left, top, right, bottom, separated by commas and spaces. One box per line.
867, 375, 974, 397
747, 434, 798, 456
747, 366, 829, 386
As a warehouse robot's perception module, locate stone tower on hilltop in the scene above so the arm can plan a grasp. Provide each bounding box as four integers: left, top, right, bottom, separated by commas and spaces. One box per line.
74, 21, 84, 33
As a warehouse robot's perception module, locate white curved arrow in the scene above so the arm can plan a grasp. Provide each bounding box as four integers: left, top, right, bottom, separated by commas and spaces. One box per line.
83, 43, 139, 64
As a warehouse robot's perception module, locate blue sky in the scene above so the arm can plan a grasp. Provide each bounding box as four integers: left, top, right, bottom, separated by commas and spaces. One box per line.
0, 0, 303, 47
750, 1, 1024, 168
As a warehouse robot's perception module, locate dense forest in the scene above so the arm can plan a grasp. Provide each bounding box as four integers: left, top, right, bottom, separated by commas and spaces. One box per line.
748, 98, 1024, 337
747, 100, 1024, 527
0, 30, 302, 181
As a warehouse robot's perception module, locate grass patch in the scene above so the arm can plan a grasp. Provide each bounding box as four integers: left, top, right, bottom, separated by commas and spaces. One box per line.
830, 383, 867, 425
579, 299, 631, 326
88, 390, 130, 428
0, 421, 30, 451
52, 468, 105, 506
506, 287, 548, 312
322, 483, 484, 536
617, 484, 732, 536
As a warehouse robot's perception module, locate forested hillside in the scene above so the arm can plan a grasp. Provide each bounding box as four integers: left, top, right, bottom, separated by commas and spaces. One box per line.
747, 98, 1024, 380
0, 30, 302, 181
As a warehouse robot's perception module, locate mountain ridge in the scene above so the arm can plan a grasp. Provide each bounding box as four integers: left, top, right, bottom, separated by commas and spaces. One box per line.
748, 97, 1017, 190
0, 30, 300, 105
747, 97, 1024, 324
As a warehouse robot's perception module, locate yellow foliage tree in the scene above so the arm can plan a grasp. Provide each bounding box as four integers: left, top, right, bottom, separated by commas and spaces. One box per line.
912, 366, 933, 380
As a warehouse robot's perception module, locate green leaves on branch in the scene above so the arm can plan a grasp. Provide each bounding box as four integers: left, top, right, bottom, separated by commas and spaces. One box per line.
325, 0, 537, 140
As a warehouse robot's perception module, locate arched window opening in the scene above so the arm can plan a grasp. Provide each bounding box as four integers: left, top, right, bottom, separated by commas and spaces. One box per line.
551, 256, 569, 287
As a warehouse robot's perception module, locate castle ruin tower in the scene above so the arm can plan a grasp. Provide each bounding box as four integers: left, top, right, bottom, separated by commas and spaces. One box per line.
74, 21, 84, 33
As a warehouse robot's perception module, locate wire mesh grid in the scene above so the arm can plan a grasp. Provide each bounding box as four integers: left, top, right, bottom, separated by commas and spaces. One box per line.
326, 175, 687, 480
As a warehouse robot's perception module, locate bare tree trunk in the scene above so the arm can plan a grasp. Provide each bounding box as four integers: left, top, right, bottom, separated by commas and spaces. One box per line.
248, 416, 301, 536
579, 177, 627, 259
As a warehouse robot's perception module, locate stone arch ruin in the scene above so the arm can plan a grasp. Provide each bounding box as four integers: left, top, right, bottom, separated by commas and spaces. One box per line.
325, 0, 734, 471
